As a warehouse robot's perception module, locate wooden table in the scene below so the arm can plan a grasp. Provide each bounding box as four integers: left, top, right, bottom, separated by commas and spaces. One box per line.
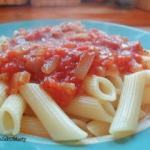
0, 3, 150, 32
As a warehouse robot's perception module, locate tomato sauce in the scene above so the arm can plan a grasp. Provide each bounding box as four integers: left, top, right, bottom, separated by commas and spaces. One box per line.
0, 22, 147, 107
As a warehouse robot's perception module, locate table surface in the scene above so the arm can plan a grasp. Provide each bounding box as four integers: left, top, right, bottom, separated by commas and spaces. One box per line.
0, 3, 150, 32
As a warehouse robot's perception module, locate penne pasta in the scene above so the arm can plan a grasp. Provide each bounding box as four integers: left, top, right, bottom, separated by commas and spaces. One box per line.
83, 75, 116, 102
145, 70, 150, 85
0, 21, 150, 143
102, 101, 116, 117
109, 71, 147, 137
87, 120, 111, 137
67, 114, 91, 123
63, 95, 113, 123
72, 119, 93, 138
20, 116, 50, 138
142, 86, 150, 105
0, 94, 27, 135
110, 94, 120, 110
19, 83, 87, 141
105, 71, 123, 94
138, 110, 147, 122
141, 103, 150, 114
0, 81, 8, 107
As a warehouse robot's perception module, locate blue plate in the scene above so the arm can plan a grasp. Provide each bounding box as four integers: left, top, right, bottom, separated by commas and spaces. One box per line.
0, 19, 150, 150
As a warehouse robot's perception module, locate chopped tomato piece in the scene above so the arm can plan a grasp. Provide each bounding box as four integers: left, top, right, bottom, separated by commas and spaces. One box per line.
1, 62, 18, 74
42, 78, 76, 108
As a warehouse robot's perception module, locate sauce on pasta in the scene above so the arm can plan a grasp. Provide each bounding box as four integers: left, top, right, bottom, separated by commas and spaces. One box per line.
0, 22, 147, 107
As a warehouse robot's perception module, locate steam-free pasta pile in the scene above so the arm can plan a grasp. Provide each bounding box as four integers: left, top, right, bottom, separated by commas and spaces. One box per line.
0, 21, 150, 143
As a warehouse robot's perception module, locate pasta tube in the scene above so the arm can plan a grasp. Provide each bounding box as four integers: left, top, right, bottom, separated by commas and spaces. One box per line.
105, 71, 123, 94
142, 86, 150, 105
0, 81, 8, 107
87, 120, 111, 136
20, 116, 50, 138
83, 75, 116, 102
102, 101, 116, 117
109, 71, 147, 137
19, 83, 87, 141
71, 119, 93, 137
0, 94, 27, 135
63, 96, 113, 122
